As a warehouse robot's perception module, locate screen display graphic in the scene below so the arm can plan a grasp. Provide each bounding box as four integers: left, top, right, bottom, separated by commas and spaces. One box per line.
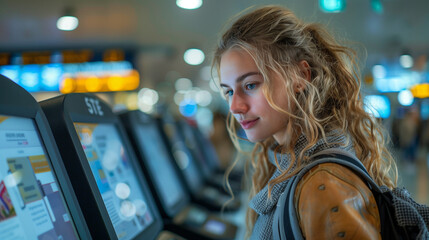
74, 122, 154, 240
0, 115, 78, 240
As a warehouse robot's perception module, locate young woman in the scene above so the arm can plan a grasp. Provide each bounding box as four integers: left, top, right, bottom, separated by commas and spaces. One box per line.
212, 5, 397, 239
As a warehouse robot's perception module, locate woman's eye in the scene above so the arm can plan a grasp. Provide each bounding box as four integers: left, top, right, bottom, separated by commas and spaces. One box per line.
224, 90, 233, 97
245, 83, 257, 90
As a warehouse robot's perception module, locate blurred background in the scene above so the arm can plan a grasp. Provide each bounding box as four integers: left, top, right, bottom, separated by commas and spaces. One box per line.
1, 0, 428, 212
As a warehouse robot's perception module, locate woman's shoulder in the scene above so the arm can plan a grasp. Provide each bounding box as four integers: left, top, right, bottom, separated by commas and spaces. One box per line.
293, 163, 381, 239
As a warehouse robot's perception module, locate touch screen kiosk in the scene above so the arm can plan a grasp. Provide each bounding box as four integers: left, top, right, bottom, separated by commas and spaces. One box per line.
186, 120, 243, 183
40, 93, 183, 240
0, 75, 91, 240
193, 124, 243, 186
176, 120, 242, 194
157, 110, 241, 212
119, 110, 238, 240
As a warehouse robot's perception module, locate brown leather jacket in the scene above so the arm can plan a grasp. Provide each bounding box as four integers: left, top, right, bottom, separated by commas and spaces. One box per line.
294, 163, 381, 239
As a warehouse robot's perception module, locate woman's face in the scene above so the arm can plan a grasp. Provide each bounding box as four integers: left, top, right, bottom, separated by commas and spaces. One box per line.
219, 49, 290, 144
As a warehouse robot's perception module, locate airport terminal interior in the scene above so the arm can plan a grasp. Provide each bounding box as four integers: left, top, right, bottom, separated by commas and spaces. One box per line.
0, 0, 428, 239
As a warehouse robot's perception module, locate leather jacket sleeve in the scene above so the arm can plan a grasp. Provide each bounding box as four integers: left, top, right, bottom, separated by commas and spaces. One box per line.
294, 163, 381, 239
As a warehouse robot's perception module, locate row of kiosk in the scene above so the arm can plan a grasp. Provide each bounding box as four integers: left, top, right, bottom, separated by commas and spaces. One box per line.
0, 74, 242, 240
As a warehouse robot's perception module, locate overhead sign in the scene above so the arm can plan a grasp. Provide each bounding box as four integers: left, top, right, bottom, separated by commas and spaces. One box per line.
410, 83, 429, 98
0, 49, 140, 93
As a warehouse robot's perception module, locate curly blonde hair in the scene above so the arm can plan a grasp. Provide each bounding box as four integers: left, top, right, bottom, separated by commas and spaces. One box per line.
212, 5, 398, 237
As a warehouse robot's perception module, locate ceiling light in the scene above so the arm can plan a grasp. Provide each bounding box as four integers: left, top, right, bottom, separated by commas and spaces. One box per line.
399, 54, 414, 68
176, 0, 203, 10
372, 64, 387, 79
184, 48, 205, 65
195, 90, 212, 107
371, 0, 384, 14
57, 7, 79, 31
398, 90, 414, 106
319, 0, 345, 13
175, 78, 192, 91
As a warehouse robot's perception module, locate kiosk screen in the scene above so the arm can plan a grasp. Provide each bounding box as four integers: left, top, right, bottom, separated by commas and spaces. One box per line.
0, 115, 78, 240
74, 122, 154, 240
164, 123, 202, 193
135, 125, 184, 209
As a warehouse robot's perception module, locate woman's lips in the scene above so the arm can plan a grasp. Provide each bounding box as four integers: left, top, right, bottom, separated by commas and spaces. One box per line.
239, 118, 259, 129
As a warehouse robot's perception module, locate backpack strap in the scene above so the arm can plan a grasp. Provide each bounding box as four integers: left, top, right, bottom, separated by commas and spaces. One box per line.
273, 148, 382, 240
310, 148, 382, 193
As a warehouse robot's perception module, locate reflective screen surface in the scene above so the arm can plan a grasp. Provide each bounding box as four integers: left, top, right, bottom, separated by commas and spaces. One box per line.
0, 115, 79, 240
135, 124, 184, 209
163, 123, 202, 193
74, 122, 154, 240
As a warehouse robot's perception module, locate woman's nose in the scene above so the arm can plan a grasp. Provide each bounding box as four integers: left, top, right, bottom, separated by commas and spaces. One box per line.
230, 94, 248, 114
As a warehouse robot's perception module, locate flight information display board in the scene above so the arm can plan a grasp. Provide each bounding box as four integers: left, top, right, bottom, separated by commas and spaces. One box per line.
74, 122, 154, 240
0, 115, 78, 240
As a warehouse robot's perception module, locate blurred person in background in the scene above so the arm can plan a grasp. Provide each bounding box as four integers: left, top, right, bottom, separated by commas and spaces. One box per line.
210, 112, 236, 169
419, 118, 429, 165
398, 108, 420, 170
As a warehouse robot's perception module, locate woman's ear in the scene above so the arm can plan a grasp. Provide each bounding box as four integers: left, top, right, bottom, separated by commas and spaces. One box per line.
294, 60, 311, 93
299, 60, 311, 81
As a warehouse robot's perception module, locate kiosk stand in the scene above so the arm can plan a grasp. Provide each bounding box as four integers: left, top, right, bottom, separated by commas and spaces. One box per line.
40, 93, 184, 240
